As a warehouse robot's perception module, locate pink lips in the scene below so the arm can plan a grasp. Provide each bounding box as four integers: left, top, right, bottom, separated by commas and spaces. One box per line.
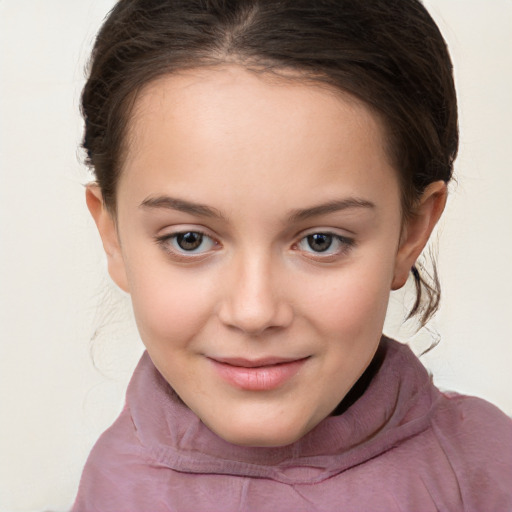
209, 356, 309, 391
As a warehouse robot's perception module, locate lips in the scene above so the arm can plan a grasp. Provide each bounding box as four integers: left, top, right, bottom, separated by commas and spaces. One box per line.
208, 356, 309, 391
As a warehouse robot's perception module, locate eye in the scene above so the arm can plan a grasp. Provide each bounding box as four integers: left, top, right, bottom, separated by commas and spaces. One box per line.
296, 232, 354, 258
156, 230, 217, 257
175, 232, 207, 252
304, 233, 334, 252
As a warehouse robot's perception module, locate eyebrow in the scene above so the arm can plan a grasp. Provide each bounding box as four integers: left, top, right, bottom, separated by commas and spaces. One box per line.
140, 195, 375, 223
287, 198, 375, 222
140, 195, 227, 220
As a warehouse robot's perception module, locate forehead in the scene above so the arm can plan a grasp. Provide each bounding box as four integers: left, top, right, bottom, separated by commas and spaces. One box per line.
118, 65, 399, 214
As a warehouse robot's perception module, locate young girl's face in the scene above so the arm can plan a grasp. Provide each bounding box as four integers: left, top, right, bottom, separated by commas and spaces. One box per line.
90, 65, 441, 447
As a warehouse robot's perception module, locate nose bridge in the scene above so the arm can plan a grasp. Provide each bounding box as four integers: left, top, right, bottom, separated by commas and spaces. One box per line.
219, 246, 291, 334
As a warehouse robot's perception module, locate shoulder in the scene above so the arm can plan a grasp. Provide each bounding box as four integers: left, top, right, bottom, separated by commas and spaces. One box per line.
72, 353, 181, 511
432, 391, 511, 454
430, 391, 512, 509
72, 405, 160, 512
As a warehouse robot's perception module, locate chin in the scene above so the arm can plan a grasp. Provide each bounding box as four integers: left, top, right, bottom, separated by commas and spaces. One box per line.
220, 431, 305, 448
208, 418, 312, 448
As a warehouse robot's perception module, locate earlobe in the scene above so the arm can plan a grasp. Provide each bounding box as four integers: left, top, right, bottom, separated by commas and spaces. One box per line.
391, 181, 447, 290
86, 185, 130, 293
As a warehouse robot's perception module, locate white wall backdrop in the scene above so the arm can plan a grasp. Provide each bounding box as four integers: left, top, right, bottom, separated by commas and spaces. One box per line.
0, 1, 511, 510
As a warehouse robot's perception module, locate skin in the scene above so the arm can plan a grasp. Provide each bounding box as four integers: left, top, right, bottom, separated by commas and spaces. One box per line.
87, 65, 446, 447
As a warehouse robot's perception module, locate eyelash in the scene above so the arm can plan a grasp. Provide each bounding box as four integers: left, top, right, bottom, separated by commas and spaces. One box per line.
294, 232, 355, 261
154, 230, 219, 262
154, 230, 355, 262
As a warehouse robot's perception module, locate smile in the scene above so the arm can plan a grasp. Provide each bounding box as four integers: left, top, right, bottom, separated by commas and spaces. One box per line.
208, 356, 310, 391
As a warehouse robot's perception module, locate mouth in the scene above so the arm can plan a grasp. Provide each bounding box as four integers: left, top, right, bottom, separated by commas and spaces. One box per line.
208, 356, 310, 391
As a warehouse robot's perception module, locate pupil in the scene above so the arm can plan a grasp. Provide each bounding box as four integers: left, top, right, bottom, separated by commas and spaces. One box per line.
307, 233, 333, 252
177, 232, 203, 251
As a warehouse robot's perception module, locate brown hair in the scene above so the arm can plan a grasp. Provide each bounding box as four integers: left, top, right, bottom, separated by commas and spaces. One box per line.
81, 0, 458, 326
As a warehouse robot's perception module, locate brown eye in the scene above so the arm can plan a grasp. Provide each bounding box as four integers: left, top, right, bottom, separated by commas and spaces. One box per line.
155, 230, 218, 259
306, 233, 333, 252
296, 232, 355, 260
176, 232, 204, 251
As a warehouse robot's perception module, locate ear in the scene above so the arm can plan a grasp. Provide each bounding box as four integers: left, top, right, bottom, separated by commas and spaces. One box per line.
391, 181, 447, 290
86, 185, 130, 293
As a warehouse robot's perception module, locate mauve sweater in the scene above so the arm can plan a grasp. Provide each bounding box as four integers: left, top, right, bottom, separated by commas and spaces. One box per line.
72, 338, 512, 511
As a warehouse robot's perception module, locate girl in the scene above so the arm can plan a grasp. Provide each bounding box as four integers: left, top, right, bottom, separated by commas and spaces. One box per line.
73, 0, 512, 510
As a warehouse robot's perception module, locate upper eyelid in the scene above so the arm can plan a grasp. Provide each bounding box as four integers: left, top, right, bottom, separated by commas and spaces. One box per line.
156, 231, 218, 247
155, 225, 218, 240
296, 233, 354, 248
294, 227, 355, 242
154, 226, 354, 247
293, 220, 360, 237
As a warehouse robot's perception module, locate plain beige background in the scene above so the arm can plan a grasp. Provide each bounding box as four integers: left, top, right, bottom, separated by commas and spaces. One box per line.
0, 1, 511, 510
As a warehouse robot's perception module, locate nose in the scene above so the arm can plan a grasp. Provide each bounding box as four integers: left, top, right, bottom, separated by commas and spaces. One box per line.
217, 253, 293, 336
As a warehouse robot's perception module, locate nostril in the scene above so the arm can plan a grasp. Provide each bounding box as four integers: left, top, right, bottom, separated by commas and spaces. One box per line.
216, 257, 294, 333
218, 299, 293, 335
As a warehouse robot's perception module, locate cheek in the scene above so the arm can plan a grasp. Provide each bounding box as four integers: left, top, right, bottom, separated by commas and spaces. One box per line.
301, 259, 394, 339
125, 258, 217, 348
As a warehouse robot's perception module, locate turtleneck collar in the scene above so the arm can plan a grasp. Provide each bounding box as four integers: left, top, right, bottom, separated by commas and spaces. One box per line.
127, 337, 440, 485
